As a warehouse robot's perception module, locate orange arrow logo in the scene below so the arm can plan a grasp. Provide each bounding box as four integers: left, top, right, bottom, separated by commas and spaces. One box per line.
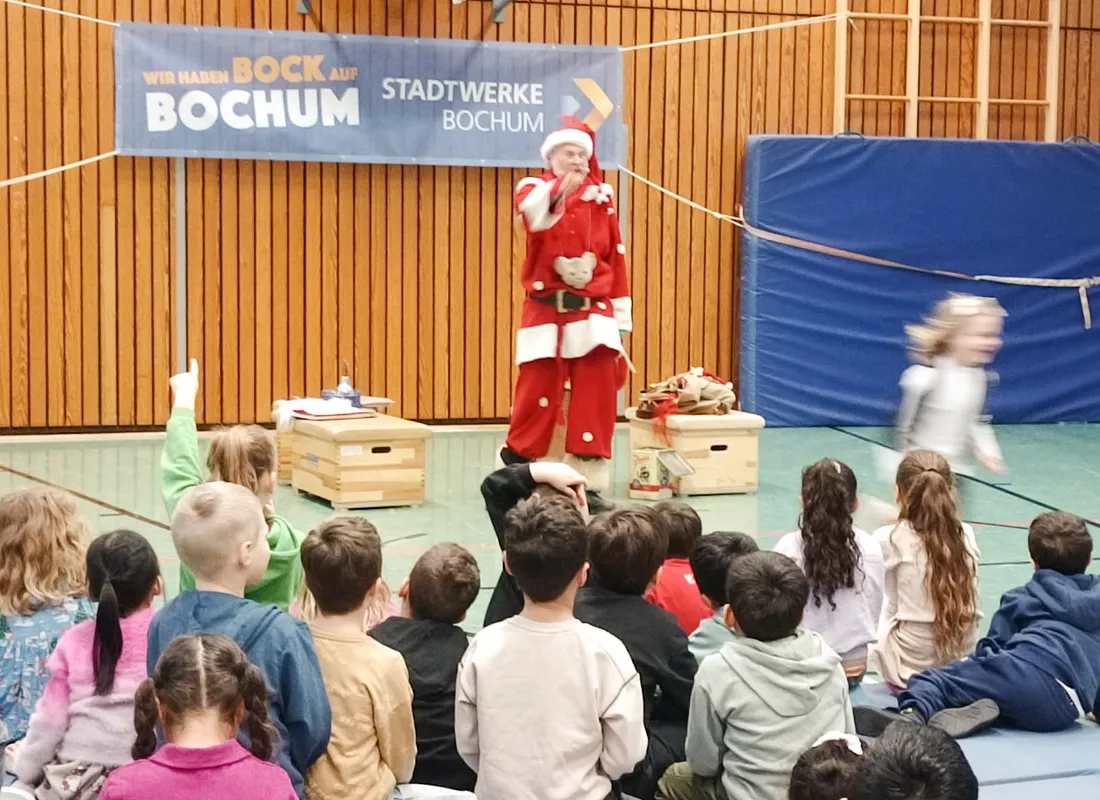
573, 78, 614, 130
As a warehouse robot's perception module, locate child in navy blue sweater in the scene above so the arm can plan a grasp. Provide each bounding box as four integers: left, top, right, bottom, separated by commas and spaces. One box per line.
857, 511, 1100, 738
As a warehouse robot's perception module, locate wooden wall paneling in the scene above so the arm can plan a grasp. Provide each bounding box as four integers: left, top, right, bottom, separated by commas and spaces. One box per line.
660, 8, 680, 382
131, 0, 153, 428
675, 10, 695, 375
715, 7, 738, 383
44, 0, 64, 428
1074, 1, 1092, 137
703, 8, 724, 376
0, 1, 9, 428
26, 0, 46, 428
97, 0, 117, 426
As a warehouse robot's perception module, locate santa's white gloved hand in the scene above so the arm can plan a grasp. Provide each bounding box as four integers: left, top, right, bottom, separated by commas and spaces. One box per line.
169, 358, 200, 410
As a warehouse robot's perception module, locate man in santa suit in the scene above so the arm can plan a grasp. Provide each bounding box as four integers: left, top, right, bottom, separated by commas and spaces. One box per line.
498, 117, 631, 495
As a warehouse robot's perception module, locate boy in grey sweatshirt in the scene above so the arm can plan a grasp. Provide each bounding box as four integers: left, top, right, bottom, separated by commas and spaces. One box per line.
657, 552, 855, 800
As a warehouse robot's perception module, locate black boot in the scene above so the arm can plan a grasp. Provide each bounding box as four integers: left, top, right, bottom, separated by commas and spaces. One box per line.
499, 446, 531, 466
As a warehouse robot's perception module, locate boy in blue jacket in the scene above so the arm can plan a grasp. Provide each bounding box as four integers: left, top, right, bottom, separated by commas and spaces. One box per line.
857, 510, 1100, 737
148, 482, 332, 798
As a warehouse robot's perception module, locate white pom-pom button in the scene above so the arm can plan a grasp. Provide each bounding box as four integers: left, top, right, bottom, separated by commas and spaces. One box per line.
533, 280, 545, 291
582, 432, 594, 443
616, 243, 626, 255
726, 382, 734, 389
597, 302, 607, 310
538, 397, 549, 408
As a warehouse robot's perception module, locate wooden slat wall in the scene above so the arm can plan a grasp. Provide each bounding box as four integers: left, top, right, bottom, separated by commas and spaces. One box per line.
2, 0, 1099, 429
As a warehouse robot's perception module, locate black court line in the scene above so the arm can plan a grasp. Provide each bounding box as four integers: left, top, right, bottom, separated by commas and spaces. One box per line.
0, 462, 171, 530
829, 426, 1100, 531
0, 461, 432, 546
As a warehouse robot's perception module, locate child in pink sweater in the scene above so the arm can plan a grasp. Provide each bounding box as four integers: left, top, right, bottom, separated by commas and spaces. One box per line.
14, 530, 162, 799
98, 633, 297, 800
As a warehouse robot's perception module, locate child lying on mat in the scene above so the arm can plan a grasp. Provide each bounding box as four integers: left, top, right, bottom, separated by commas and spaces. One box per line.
856, 511, 1100, 739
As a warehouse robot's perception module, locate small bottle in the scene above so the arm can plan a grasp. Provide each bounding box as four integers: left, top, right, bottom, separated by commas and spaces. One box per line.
331, 361, 362, 408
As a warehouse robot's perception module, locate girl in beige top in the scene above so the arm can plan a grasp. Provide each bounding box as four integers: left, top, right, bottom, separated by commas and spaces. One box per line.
870, 450, 981, 690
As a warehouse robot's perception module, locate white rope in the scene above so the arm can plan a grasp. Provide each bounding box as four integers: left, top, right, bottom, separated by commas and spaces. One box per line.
0, 0, 118, 26
621, 14, 837, 53
620, 166, 1099, 329
0, 151, 120, 189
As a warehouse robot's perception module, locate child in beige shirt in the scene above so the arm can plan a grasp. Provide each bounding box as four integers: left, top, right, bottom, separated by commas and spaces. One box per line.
301, 518, 474, 800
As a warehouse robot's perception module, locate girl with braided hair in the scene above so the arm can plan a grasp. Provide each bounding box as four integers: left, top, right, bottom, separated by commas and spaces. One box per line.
775, 460, 885, 687
99, 634, 295, 800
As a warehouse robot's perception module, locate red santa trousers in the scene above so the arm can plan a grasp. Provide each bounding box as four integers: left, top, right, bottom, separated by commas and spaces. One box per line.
505, 346, 627, 461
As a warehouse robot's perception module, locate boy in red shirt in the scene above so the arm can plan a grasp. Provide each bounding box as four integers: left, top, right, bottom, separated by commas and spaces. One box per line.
645, 501, 712, 634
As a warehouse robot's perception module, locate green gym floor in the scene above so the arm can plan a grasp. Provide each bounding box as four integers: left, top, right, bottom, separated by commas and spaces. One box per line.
1, 424, 1097, 631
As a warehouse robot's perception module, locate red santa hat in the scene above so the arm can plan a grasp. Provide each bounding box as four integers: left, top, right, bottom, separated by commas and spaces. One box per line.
540, 116, 602, 180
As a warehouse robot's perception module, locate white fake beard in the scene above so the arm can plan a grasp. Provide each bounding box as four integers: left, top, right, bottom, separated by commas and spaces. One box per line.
550, 163, 591, 178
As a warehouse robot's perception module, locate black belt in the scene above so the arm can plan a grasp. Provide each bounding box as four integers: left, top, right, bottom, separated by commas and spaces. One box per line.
530, 290, 593, 313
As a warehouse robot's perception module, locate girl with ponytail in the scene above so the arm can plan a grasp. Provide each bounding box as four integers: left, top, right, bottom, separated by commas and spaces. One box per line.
869, 450, 981, 690
99, 634, 296, 800
162, 359, 305, 611
775, 459, 885, 687
13, 530, 162, 798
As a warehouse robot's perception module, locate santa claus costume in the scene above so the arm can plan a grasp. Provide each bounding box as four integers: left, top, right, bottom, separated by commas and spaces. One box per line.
499, 117, 631, 494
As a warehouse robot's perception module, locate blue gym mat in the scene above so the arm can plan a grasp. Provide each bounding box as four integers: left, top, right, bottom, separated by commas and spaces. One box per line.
853, 680, 1100, 790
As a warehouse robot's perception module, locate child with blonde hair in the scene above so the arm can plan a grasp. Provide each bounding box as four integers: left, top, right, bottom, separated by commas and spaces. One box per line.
162, 359, 304, 610
98, 633, 297, 800
869, 451, 981, 690
0, 488, 94, 740
148, 482, 331, 799
896, 293, 1007, 478
13, 531, 162, 799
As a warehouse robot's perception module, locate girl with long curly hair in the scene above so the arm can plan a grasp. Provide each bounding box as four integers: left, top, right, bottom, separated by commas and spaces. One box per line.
869, 450, 981, 690
98, 634, 295, 800
775, 459, 885, 687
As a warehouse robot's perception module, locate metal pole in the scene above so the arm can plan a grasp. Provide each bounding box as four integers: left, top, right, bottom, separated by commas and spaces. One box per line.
905, 0, 921, 136
175, 158, 187, 373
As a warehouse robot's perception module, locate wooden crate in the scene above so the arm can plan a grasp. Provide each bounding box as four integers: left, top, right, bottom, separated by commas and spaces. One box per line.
291, 415, 432, 509
626, 408, 766, 496
275, 429, 295, 484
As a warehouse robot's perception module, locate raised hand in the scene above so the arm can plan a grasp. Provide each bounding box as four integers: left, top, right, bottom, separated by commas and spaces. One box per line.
169, 358, 200, 410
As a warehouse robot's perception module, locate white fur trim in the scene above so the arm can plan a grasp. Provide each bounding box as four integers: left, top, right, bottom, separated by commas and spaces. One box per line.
515, 323, 560, 364
616, 243, 626, 255
611, 297, 633, 332
560, 314, 624, 359
540, 129, 594, 162
515, 314, 625, 365
516, 178, 563, 232
600, 182, 614, 199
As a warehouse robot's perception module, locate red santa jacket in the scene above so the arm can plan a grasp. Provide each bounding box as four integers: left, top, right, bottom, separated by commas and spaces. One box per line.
512, 171, 632, 365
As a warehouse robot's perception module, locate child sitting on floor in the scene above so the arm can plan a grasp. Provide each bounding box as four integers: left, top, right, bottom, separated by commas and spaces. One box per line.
14, 531, 162, 799
456, 494, 647, 800
148, 482, 331, 799
855, 510, 1100, 740
575, 506, 697, 799
99, 634, 297, 800
848, 722, 977, 800
480, 461, 610, 626
869, 450, 981, 690
162, 359, 304, 610
656, 551, 854, 800
371, 544, 481, 792
687, 532, 759, 663
775, 460, 884, 687
645, 502, 712, 635
787, 734, 863, 800
0, 488, 95, 741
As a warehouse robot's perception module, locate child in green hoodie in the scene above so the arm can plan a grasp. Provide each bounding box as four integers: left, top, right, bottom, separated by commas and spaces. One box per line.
161, 359, 304, 610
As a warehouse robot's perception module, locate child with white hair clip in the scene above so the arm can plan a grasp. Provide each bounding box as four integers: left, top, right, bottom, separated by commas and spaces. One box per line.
788, 733, 863, 800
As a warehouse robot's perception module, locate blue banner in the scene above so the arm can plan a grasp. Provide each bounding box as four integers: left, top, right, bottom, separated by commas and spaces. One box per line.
114, 23, 626, 168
